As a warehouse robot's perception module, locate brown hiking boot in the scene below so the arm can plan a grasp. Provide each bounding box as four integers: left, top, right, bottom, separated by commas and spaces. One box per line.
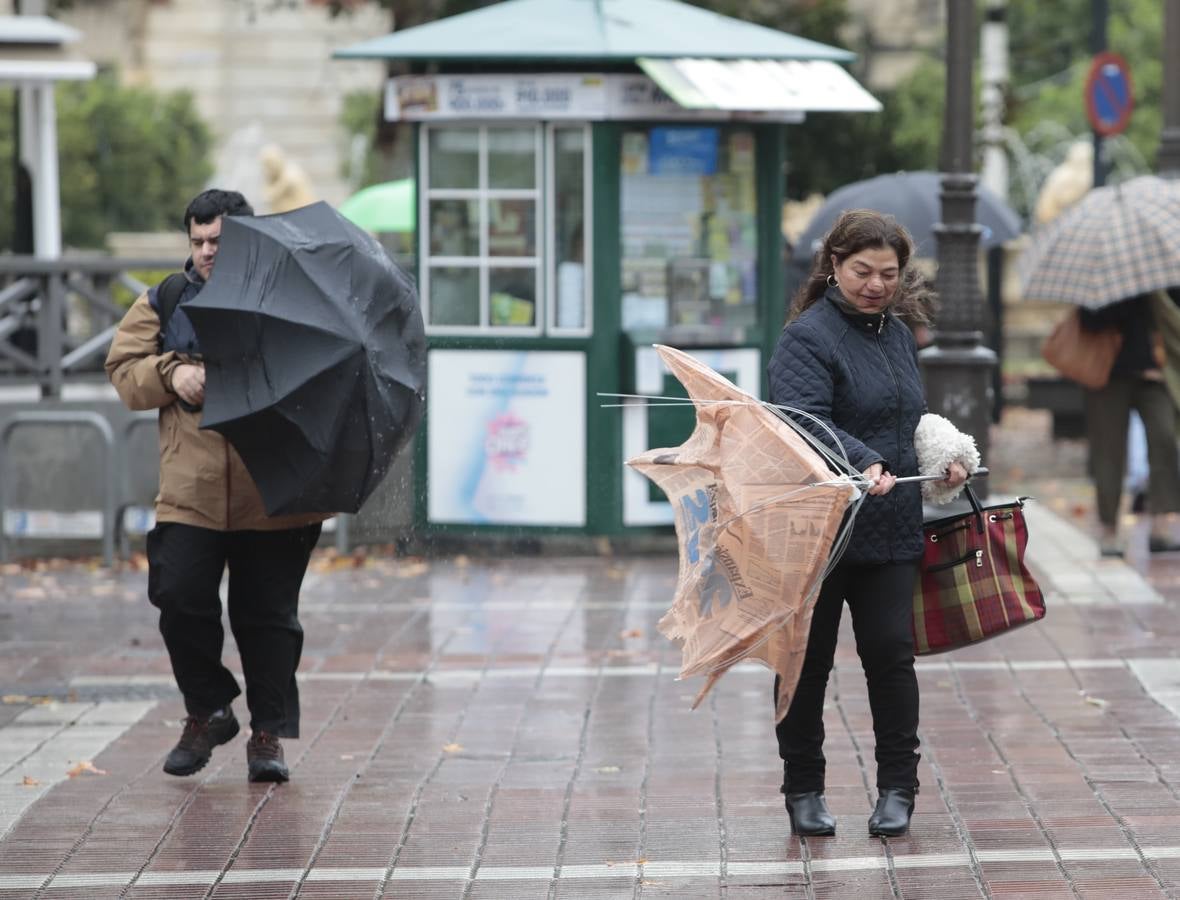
246, 731, 289, 783
163, 707, 239, 776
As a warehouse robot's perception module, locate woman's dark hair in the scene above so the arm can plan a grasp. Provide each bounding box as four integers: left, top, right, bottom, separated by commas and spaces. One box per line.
183, 189, 254, 231
789, 209, 930, 325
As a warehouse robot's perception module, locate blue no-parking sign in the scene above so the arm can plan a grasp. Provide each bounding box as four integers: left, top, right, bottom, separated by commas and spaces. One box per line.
1085, 52, 1134, 137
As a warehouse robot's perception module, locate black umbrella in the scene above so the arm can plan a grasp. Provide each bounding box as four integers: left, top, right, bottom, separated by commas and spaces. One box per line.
791, 171, 1023, 264
185, 201, 426, 516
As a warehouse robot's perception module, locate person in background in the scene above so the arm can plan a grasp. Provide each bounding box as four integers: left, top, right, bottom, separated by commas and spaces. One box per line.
767, 209, 977, 838
1080, 293, 1180, 557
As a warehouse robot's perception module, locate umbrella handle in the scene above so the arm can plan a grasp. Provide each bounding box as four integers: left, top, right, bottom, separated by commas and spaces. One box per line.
891, 466, 989, 485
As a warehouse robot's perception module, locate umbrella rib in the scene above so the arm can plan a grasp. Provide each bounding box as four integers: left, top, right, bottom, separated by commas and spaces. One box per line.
603, 392, 858, 476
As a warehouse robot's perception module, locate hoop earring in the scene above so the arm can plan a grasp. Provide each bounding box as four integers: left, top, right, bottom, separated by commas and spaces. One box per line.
826, 274, 838, 288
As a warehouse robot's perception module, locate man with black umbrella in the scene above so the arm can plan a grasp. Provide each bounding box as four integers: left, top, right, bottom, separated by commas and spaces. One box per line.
105, 189, 327, 783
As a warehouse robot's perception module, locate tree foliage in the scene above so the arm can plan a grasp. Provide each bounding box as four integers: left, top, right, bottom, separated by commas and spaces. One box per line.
0, 72, 212, 251
1008, 0, 1162, 174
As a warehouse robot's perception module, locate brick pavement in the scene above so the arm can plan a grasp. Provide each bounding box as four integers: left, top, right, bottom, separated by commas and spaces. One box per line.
0, 408, 1178, 898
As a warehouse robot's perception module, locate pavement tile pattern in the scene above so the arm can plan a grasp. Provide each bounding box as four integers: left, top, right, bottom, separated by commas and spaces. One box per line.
0, 409, 1178, 897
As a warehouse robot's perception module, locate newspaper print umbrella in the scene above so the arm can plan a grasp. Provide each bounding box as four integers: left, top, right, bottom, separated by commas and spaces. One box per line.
1019, 174, 1180, 309
626, 346, 862, 722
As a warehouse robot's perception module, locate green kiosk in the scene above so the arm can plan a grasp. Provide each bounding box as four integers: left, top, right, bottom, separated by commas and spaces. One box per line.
335, 0, 879, 539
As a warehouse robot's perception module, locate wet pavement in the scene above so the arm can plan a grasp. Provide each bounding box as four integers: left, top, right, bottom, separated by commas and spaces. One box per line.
0, 408, 1179, 898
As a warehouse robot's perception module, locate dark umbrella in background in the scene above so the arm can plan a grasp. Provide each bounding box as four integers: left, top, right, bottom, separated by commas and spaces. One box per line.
185, 202, 426, 516
791, 170, 1023, 264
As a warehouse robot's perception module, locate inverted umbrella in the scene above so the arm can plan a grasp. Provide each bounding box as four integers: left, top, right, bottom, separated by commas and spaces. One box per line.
337, 179, 415, 234
185, 201, 426, 515
1019, 174, 1180, 309
792, 170, 1022, 263
626, 346, 862, 722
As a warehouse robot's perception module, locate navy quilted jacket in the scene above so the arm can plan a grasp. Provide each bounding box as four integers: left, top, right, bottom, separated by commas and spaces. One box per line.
767, 288, 926, 564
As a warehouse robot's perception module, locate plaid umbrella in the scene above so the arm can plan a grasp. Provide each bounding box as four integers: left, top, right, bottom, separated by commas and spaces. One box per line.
1019, 174, 1180, 308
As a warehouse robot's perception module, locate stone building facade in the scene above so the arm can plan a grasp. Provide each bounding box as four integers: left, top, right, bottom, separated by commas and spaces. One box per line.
845, 0, 944, 89
12, 0, 389, 209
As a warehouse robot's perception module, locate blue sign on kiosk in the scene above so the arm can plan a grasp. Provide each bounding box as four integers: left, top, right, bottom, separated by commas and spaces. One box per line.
1084, 52, 1134, 137
648, 127, 720, 175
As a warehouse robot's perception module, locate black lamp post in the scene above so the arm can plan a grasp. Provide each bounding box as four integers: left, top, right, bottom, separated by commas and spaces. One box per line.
1160, 0, 1180, 176
920, 0, 997, 489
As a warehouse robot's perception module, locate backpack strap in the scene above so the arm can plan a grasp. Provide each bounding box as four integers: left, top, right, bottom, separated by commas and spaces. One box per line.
154, 272, 188, 352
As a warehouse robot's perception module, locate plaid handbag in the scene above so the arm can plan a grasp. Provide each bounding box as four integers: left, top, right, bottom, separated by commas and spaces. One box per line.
912, 486, 1045, 655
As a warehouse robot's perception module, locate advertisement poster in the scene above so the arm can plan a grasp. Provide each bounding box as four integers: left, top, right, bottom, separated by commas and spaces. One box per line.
428, 350, 586, 526
648, 127, 719, 176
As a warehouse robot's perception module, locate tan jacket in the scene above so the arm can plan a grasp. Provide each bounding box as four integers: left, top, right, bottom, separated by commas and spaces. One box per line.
105, 291, 326, 531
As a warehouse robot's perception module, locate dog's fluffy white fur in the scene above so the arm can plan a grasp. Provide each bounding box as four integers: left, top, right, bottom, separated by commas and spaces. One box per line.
914, 413, 981, 504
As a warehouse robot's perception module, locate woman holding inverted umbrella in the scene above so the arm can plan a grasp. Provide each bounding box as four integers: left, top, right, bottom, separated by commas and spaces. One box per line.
768, 210, 980, 837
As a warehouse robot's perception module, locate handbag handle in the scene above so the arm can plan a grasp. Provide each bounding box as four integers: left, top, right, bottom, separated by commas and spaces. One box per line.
963, 482, 985, 534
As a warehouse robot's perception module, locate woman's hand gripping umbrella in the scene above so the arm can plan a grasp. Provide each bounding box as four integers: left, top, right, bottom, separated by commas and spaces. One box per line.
623, 346, 869, 723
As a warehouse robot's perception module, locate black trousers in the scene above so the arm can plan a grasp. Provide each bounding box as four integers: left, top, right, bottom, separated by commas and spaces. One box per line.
775, 561, 920, 794
146, 521, 322, 737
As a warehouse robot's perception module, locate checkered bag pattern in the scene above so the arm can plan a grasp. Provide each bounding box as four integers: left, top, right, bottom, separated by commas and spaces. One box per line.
1020, 174, 1180, 308
912, 488, 1045, 655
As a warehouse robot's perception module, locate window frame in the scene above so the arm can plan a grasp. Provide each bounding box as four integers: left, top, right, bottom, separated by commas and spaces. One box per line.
545, 123, 594, 338
419, 121, 593, 337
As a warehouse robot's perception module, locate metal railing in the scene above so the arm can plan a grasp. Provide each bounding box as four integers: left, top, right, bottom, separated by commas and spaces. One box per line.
0, 411, 118, 566
0, 256, 358, 559
0, 255, 177, 398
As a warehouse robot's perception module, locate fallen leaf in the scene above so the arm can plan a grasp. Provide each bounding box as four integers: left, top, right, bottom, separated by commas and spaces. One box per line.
442, 743, 463, 754
2, 695, 54, 706
395, 562, 430, 578
20, 776, 41, 787
620, 628, 644, 639
66, 761, 108, 777
1083, 695, 1109, 709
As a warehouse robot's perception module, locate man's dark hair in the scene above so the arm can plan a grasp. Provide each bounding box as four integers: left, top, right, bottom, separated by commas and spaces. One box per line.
183, 189, 254, 232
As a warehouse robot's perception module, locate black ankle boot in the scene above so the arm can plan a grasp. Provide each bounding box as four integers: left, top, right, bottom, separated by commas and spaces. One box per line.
868, 787, 915, 836
784, 791, 836, 836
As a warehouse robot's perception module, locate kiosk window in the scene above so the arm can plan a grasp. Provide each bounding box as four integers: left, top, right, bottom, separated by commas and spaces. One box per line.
421, 123, 591, 335
619, 127, 758, 336
428, 128, 479, 189
551, 126, 589, 332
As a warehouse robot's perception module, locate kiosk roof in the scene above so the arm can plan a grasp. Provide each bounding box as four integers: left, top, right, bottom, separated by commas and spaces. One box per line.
334, 0, 855, 64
